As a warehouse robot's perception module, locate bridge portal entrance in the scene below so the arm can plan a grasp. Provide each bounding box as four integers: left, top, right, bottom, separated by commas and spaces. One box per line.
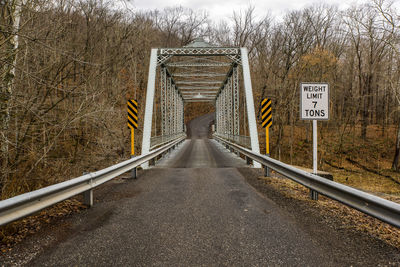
141, 38, 261, 168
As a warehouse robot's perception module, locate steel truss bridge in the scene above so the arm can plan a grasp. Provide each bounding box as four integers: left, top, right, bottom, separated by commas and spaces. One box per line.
141, 38, 261, 167
0, 39, 400, 266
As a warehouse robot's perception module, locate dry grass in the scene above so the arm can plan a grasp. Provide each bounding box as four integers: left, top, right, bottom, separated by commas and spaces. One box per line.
332, 169, 400, 199
261, 175, 400, 249
259, 124, 400, 198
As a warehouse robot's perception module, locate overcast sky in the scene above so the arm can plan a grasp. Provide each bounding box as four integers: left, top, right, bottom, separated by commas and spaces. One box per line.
125, 0, 396, 22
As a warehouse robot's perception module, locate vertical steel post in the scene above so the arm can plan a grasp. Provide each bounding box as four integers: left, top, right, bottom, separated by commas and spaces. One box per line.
166, 78, 171, 136
174, 88, 178, 134
222, 89, 226, 136
141, 49, 158, 168
227, 77, 233, 136
216, 96, 219, 134
131, 167, 137, 179
160, 67, 166, 137
215, 95, 221, 134
169, 84, 175, 135
233, 66, 240, 136
240, 48, 261, 168
311, 120, 319, 200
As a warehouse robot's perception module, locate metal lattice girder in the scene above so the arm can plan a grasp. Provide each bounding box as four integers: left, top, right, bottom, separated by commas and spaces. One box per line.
166, 62, 232, 67
183, 97, 216, 101
185, 97, 215, 100
216, 96, 220, 133
157, 54, 173, 65
228, 76, 233, 134
181, 91, 218, 95
226, 54, 242, 64
222, 88, 225, 133
160, 47, 240, 56
173, 73, 227, 77
185, 99, 214, 102
167, 78, 173, 135
173, 88, 177, 134
233, 66, 240, 135
219, 94, 223, 133
179, 86, 220, 90
179, 97, 183, 132
175, 81, 222, 85
160, 67, 167, 136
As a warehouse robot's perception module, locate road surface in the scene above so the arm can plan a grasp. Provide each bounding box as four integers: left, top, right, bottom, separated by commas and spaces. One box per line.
3, 113, 399, 266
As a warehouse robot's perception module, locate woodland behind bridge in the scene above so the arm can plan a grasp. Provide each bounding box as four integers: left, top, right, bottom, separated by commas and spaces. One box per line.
1, 0, 400, 200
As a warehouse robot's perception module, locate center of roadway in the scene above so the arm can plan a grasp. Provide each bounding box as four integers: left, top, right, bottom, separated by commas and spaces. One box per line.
156, 113, 247, 168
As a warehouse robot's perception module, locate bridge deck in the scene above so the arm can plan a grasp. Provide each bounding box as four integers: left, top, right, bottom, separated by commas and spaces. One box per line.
4, 114, 399, 266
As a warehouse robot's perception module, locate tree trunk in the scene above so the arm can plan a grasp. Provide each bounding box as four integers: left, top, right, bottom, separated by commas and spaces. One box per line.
0, 0, 23, 188
392, 120, 400, 171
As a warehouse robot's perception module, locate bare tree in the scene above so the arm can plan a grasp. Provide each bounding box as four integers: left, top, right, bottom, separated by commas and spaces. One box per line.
372, 0, 400, 170
0, 0, 24, 191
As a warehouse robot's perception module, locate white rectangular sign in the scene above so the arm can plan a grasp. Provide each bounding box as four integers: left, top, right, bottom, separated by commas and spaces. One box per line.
300, 83, 329, 120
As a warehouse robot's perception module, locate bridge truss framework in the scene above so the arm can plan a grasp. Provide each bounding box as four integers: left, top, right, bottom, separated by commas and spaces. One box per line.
141, 38, 261, 167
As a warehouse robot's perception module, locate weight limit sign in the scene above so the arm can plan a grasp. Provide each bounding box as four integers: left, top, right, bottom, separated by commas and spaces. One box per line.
300, 83, 329, 120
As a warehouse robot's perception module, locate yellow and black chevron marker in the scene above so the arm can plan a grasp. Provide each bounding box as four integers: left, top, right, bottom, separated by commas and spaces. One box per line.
261, 98, 272, 128
127, 100, 138, 155
261, 98, 272, 155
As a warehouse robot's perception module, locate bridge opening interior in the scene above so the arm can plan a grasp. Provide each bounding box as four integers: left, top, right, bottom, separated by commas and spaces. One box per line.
141, 38, 261, 167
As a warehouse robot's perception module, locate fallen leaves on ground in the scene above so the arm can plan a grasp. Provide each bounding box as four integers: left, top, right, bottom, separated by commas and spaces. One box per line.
0, 199, 86, 252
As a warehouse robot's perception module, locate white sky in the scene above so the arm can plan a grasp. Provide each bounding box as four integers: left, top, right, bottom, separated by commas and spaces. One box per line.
125, 0, 398, 22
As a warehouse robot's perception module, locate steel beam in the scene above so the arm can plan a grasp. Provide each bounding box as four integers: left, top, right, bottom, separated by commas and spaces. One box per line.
240, 48, 261, 168
166, 62, 231, 67
233, 66, 240, 135
160, 67, 167, 136
175, 81, 222, 85
160, 47, 240, 56
173, 73, 227, 77
141, 49, 158, 168
184, 99, 214, 102
179, 86, 220, 90
180, 91, 218, 94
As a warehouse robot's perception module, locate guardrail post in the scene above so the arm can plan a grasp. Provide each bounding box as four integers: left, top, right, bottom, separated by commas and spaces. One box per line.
131, 167, 137, 179
264, 165, 270, 177
84, 189, 93, 207
310, 190, 318, 200
246, 156, 251, 165
264, 153, 271, 177
82, 172, 93, 207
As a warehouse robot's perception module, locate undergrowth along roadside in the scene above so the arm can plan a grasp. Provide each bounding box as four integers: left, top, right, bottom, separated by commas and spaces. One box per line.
0, 199, 86, 253
260, 124, 400, 197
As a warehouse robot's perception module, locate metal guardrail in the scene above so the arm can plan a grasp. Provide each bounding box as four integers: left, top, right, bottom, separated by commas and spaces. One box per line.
150, 133, 186, 150
214, 135, 400, 228
0, 136, 185, 226
215, 133, 251, 148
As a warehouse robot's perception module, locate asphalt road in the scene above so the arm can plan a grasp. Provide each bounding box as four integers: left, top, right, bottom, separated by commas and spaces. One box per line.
5, 113, 399, 266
